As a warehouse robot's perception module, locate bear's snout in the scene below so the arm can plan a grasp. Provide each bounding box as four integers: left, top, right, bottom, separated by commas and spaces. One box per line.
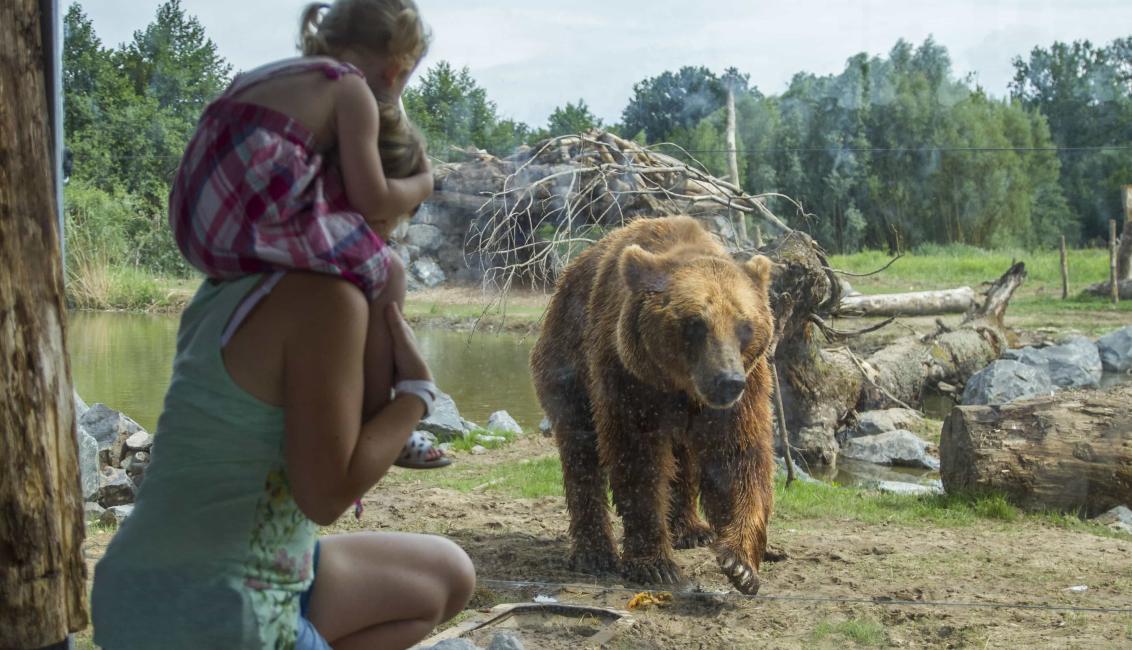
706, 370, 747, 408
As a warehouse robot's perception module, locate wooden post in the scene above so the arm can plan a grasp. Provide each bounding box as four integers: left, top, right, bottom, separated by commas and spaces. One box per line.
725, 87, 748, 244
0, 0, 88, 646
1111, 219, 1120, 305
1118, 185, 1131, 281
1059, 235, 1069, 300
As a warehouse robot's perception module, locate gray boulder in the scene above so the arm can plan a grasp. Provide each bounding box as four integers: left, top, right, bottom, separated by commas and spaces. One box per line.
1097, 326, 1132, 373
99, 505, 134, 527
74, 391, 89, 420
425, 640, 481, 650
84, 502, 106, 524
487, 631, 525, 650
538, 416, 551, 436
122, 451, 150, 487
97, 467, 137, 508
1092, 505, 1132, 535
411, 257, 447, 289
960, 360, 1055, 406
77, 427, 100, 501
79, 403, 143, 451
125, 430, 154, 452
1041, 336, 1103, 388
773, 456, 820, 484
840, 430, 939, 470
417, 392, 468, 442
872, 480, 944, 496
413, 204, 455, 231
840, 408, 925, 443
486, 410, 522, 435
406, 223, 445, 252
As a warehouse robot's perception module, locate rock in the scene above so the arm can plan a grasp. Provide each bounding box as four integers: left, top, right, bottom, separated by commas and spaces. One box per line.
99, 505, 134, 527
840, 430, 939, 470
1097, 326, 1132, 373
1039, 336, 1103, 388
461, 418, 479, 432
1092, 505, 1132, 534
539, 416, 551, 437
840, 408, 925, 442
413, 204, 455, 231
960, 360, 1055, 406
487, 631, 525, 650
477, 435, 506, 444
122, 451, 150, 487
74, 390, 89, 420
471, 445, 488, 455
125, 430, 154, 451
77, 426, 100, 501
835, 457, 941, 487
406, 223, 445, 252
425, 639, 480, 650
97, 467, 137, 508
390, 242, 412, 268
417, 392, 467, 442
486, 410, 522, 435
411, 257, 447, 288
84, 502, 106, 524
872, 480, 944, 496
79, 403, 141, 449
773, 456, 820, 484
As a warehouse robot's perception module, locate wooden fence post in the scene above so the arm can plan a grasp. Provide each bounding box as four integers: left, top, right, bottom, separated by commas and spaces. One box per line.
1059, 235, 1069, 300
1111, 219, 1120, 305
0, 0, 88, 646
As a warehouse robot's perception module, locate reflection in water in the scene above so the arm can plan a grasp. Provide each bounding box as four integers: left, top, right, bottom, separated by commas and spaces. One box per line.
68, 312, 543, 434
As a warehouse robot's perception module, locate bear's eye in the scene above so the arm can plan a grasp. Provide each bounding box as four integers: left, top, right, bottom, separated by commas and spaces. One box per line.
737, 322, 755, 348
682, 316, 708, 346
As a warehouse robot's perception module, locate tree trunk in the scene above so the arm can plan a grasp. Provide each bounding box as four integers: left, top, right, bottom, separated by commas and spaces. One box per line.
940, 384, 1132, 517
837, 287, 976, 317
1118, 186, 1131, 281
725, 88, 747, 244
0, 0, 88, 645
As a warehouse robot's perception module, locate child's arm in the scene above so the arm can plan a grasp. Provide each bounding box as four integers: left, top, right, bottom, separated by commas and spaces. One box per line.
334, 74, 433, 236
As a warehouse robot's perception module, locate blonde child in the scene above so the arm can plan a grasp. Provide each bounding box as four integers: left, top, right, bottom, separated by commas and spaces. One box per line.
92, 3, 475, 648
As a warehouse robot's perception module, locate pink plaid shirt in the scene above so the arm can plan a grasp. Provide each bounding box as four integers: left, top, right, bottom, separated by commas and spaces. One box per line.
169, 58, 390, 300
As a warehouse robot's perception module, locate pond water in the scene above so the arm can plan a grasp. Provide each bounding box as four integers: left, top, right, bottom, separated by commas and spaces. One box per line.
68, 311, 543, 433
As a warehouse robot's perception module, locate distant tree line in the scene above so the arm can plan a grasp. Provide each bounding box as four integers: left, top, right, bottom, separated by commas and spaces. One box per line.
63, 1, 1131, 279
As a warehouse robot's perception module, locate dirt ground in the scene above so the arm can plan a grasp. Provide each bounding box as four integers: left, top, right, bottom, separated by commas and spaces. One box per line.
80, 434, 1132, 649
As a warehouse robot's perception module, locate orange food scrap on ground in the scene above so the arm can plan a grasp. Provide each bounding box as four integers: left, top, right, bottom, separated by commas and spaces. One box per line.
627, 591, 673, 610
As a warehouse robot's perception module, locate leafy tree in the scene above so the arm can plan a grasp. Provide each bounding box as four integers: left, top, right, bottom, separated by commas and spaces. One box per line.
621, 66, 725, 142
545, 99, 602, 137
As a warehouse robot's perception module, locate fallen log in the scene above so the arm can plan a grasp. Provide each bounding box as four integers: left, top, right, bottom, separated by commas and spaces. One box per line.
940, 384, 1132, 516
837, 287, 976, 317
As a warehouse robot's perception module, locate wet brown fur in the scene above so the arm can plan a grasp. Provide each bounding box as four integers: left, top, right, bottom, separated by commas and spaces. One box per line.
530, 216, 776, 593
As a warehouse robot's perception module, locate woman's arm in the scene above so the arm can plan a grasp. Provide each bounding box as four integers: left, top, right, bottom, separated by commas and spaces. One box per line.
334, 75, 432, 236
281, 277, 427, 525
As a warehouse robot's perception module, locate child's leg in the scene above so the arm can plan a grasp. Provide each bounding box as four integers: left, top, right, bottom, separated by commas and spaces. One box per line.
361, 253, 405, 421
305, 532, 476, 650
362, 254, 445, 464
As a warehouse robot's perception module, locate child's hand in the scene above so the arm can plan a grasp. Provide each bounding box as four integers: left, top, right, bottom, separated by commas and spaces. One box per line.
384, 302, 433, 383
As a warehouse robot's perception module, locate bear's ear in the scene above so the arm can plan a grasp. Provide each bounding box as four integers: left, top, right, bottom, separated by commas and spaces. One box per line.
620, 245, 670, 293
744, 254, 773, 288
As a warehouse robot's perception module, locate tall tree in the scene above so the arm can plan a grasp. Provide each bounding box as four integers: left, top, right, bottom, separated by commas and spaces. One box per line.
545, 99, 602, 137
621, 66, 725, 142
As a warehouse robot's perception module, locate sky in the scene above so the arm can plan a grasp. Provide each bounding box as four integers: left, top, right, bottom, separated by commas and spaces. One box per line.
78, 0, 1132, 127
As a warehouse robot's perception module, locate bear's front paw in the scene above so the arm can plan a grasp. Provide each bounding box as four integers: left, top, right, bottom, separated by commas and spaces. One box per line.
621, 556, 684, 586
715, 547, 760, 595
570, 546, 619, 575
670, 519, 715, 549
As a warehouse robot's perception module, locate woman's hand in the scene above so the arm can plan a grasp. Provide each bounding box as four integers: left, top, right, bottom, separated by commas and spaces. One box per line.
385, 302, 433, 383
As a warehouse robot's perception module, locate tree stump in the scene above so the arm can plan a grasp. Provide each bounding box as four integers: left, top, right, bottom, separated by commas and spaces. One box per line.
0, 0, 88, 645
940, 384, 1132, 516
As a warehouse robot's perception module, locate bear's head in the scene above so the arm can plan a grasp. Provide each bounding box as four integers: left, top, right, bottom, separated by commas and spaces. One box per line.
618, 244, 775, 409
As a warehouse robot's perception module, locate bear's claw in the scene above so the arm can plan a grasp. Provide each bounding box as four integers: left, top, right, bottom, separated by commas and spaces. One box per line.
570, 546, 619, 575
716, 548, 760, 595
621, 557, 684, 586
671, 521, 715, 549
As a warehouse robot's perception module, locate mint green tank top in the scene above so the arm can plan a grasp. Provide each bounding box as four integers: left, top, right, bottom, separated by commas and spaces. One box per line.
92, 275, 319, 649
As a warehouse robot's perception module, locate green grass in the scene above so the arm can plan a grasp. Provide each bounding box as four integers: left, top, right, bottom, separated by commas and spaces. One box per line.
812, 617, 888, 647
402, 299, 546, 325
447, 427, 522, 452
397, 455, 564, 498
66, 260, 197, 312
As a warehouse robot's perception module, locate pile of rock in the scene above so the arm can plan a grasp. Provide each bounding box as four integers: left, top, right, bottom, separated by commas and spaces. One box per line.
75, 394, 151, 528
832, 407, 944, 494
960, 325, 1132, 406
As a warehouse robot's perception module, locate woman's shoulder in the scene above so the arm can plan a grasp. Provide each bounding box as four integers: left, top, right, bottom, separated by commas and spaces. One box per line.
274, 273, 370, 324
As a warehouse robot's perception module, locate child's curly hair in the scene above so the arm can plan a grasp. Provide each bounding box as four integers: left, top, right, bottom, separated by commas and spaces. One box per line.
300, 1, 430, 71
377, 102, 426, 180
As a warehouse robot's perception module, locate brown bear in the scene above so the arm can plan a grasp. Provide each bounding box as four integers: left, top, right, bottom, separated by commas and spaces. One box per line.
531, 215, 776, 595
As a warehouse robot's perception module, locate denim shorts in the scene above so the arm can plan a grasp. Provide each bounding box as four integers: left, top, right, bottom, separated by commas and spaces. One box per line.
296, 542, 332, 650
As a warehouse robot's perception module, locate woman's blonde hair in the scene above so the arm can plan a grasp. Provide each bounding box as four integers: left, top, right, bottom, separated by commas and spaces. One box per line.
300, 1, 430, 70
